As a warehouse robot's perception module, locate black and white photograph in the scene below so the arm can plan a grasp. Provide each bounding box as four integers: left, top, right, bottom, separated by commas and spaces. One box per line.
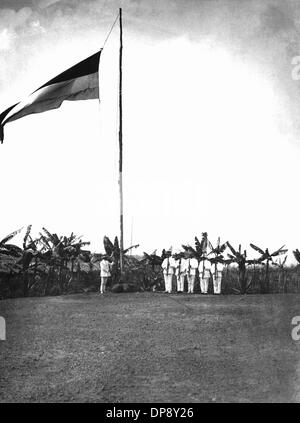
1, 0, 300, 407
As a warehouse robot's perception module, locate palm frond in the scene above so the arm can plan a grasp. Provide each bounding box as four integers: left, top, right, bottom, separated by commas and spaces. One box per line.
181, 244, 190, 252
293, 249, 300, 264
0, 227, 23, 246
39, 234, 51, 250
68, 232, 76, 244
250, 243, 265, 255
173, 252, 185, 260
124, 244, 139, 254
271, 245, 288, 257
0, 247, 22, 258
182, 244, 198, 257
226, 242, 237, 256
200, 232, 209, 252
103, 236, 114, 256
195, 237, 202, 253
41, 227, 54, 242
52, 233, 62, 246
114, 237, 120, 251
143, 251, 164, 266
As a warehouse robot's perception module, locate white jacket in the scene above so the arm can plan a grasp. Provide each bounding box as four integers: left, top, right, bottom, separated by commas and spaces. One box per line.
183, 258, 198, 276
161, 257, 176, 275
100, 260, 111, 277
199, 259, 212, 276
174, 258, 186, 277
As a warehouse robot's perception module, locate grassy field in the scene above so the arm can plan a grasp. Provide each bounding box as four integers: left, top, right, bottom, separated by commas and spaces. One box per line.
1, 292, 300, 403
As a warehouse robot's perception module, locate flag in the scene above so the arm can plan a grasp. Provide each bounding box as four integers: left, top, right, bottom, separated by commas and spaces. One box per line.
0, 49, 102, 143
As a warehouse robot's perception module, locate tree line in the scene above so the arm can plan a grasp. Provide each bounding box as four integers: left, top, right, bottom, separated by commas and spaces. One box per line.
1, 227, 300, 298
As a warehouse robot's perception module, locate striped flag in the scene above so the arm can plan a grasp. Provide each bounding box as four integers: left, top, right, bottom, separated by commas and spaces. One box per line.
0, 49, 102, 143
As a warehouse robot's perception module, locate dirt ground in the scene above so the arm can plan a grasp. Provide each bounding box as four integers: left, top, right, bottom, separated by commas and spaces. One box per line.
1, 292, 300, 403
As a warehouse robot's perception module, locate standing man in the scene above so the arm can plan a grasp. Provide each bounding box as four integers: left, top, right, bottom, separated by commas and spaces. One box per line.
100, 255, 112, 294
211, 260, 225, 294
161, 249, 175, 293
173, 252, 185, 293
184, 254, 198, 294
199, 253, 212, 294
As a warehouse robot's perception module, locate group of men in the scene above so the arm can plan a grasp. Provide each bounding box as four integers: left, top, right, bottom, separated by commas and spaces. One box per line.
161, 251, 225, 294
98, 249, 225, 295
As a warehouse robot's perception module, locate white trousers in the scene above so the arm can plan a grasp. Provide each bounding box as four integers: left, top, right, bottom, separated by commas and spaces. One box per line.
200, 276, 209, 294
164, 274, 173, 293
213, 273, 222, 294
187, 275, 195, 293
176, 275, 185, 292
100, 276, 108, 293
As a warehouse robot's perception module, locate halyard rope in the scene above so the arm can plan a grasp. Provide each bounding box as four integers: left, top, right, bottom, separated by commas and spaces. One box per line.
102, 11, 120, 49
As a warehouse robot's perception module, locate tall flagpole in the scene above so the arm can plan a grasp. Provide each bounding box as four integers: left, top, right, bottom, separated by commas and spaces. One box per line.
118, 7, 124, 279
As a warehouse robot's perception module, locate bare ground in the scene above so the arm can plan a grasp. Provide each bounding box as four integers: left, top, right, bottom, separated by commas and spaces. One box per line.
1, 292, 300, 403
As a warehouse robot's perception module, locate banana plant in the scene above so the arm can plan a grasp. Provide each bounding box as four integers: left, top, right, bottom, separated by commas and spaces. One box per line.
0, 227, 23, 257
18, 225, 40, 296
250, 244, 288, 293
293, 249, 300, 265
196, 232, 213, 255
0, 228, 23, 295
38, 228, 63, 294
142, 249, 170, 291
104, 236, 139, 259
39, 228, 90, 294
61, 233, 91, 271
226, 242, 256, 294
103, 236, 139, 283
182, 232, 213, 260
272, 255, 287, 293
172, 251, 186, 261
208, 237, 228, 277
209, 237, 227, 257
142, 249, 169, 267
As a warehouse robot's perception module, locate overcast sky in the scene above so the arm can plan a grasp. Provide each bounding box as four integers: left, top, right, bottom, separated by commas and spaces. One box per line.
1, 0, 300, 260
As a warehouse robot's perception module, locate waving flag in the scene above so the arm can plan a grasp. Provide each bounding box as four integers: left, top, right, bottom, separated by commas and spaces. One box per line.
0, 49, 102, 143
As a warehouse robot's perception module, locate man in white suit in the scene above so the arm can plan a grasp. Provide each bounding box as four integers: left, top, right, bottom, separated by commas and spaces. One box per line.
100, 255, 112, 294
173, 252, 186, 293
199, 253, 212, 294
211, 260, 225, 294
161, 250, 176, 293
183, 254, 198, 294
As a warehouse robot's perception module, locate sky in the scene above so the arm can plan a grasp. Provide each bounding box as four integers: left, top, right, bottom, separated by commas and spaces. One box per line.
1, 0, 300, 260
